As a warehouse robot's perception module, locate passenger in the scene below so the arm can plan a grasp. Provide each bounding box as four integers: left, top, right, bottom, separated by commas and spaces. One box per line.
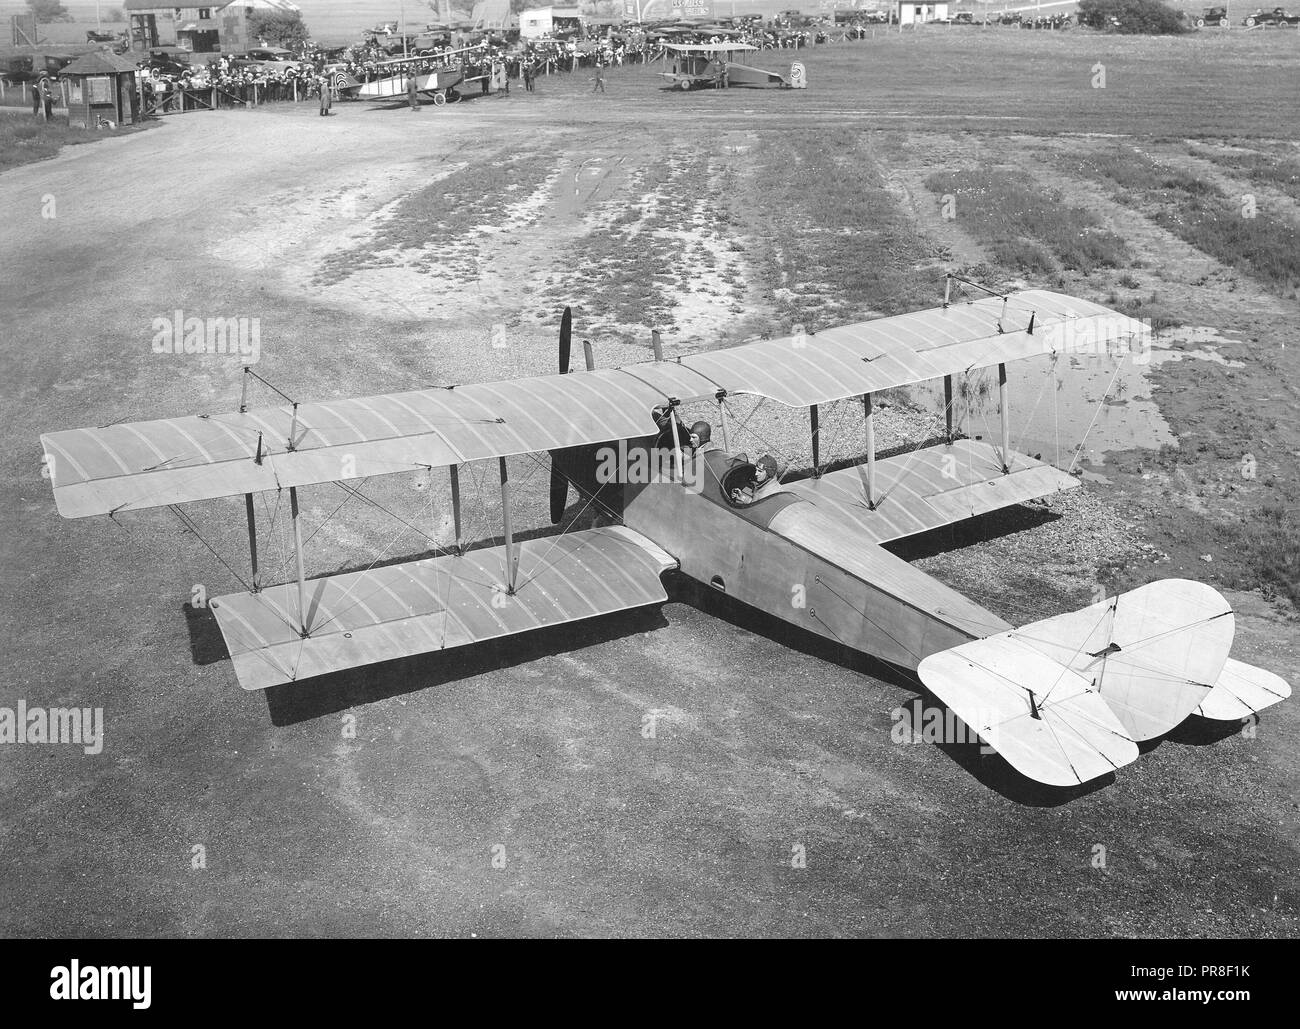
730, 454, 781, 505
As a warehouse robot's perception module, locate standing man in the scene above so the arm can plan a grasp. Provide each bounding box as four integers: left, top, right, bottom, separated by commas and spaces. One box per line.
318, 73, 332, 116
407, 69, 419, 111
32, 73, 49, 119
592, 61, 605, 94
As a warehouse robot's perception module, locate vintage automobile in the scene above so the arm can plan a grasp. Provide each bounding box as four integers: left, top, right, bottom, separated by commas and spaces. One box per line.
2, 53, 76, 85
142, 47, 193, 77
1243, 6, 1300, 24
231, 47, 302, 69
1194, 5, 1231, 25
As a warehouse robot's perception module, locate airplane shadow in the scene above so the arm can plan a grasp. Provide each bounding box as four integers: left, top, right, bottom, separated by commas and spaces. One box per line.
886, 503, 1064, 561
668, 575, 1110, 807
1165, 716, 1249, 746
254, 605, 668, 725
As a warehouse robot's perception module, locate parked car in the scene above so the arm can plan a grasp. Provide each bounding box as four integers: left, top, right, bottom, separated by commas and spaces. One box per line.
1244, 6, 1300, 24
1195, 6, 1231, 26
142, 47, 193, 77
2, 53, 75, 85
229, 47, 304, 71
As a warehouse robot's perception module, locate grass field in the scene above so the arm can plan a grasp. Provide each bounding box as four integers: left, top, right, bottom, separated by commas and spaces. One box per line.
2, 27, 1298, 939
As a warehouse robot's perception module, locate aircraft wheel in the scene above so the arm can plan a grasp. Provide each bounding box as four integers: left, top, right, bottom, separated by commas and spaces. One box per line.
432, 91, 446, 106
678, 78, 691, 91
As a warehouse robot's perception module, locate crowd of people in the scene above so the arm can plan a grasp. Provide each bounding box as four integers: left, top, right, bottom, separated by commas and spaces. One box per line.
40, 15, 947, 114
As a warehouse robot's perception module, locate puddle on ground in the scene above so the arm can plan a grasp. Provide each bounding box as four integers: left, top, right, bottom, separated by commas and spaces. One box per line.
911, 326, 1244, 482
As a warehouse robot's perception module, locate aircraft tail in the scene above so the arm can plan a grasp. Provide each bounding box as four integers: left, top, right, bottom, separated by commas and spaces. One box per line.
918, 580, 1289, 786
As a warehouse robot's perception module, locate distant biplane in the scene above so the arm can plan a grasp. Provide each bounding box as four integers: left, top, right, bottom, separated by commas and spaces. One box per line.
660, 42, 807, 91
40, 286, 1290, 788
355, 43, 490, 104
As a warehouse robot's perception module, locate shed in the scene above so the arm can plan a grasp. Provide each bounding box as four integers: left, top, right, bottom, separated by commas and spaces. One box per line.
60, 50, 140, 129
519, 6, 583, 40
897, 1, 950, 24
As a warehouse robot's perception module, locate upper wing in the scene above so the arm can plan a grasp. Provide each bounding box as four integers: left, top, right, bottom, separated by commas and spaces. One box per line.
40, 363, 716, 519
41, 290, 1146, 519
682, 289, 1147, 407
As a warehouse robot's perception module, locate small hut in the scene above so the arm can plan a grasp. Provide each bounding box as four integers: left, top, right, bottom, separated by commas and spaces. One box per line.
60, 51, 141, 129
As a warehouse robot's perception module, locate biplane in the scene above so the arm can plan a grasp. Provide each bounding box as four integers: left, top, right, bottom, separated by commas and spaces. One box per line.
39, 285, 1290, 789
355, 43, 490, 104
660, 42, 806, 91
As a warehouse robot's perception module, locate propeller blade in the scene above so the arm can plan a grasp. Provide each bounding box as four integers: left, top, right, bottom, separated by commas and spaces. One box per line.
559, 306, 572, 375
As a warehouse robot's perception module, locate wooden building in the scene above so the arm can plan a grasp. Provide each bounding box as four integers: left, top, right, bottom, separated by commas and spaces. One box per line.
897, 1, 949, 24
122, 0, 301, 55
60, 50, 141, 128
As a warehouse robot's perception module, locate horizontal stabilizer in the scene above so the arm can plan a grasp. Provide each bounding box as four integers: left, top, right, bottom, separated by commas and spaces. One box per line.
1010, 580, 1231, 741
1196, 657, 1292, 721
209, 526, 676, 691
920, 580, 1244, 785
788, 439, 1078, 545
919, 637, 1139, 786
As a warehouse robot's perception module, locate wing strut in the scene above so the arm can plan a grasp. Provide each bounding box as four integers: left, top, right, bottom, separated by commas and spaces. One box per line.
449, 464, 464, 556
239, 374, 262, 591
810, 404, 821, 477
944, 374, 955, 443
998, 362, 1011, 475
862, 392, 877, 509
668, 397, 684, 479
245, 493, 261, 592
498, 457, 518, 594
289, 486, 310, 636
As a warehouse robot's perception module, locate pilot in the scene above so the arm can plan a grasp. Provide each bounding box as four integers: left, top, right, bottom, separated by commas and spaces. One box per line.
688, 421, 721, 455
652, 405, 689, 452
730, 454, 781, 505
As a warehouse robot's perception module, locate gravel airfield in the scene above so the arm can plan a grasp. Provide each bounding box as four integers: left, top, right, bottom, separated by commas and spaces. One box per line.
1, 32, 1297, 938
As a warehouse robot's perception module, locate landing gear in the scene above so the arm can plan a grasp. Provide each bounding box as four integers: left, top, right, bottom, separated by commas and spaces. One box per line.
431, 90, 446, 106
